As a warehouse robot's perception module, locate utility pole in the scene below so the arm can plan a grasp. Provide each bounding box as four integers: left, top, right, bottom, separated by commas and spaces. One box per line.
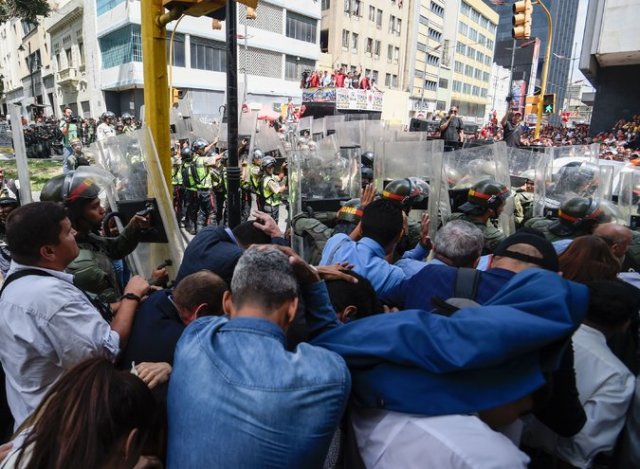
533, 0, 552, 139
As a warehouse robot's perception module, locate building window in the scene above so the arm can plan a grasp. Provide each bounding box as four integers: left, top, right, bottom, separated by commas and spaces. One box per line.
99, 24, 142, 68
458, 22, 468, 36
466, 46, 476, 59
352, 0, 362, 17
389, 15, 395, 34
483, 71, 490, 82
78, 42, 85, 67
372, 70, 379, 83
474, 68, 482, 80
463, 83, 471, 94
424, 80, 437, 91
430, 1, 444, 17
385, 73, 391, 87
392, 74, 398, 88
285, 54, 315, 81
369, 5, 375, 21
485, 55, 491, 66
472, 85, 480, 95
166, 33, 185, 67
322, 0, 330, 9
465, 64, 473, 77
352, 32, 359, 53
65, 48, 73, 68
453, 80, 462, 92
417, 42, 427, 52
21, 21, 37, 36
374, 40, 381, 57
190, 36, 226, 72
96, 0, 126, 16
429, 28, 442, 42
376, 9, 383, 27
439, 78, 448, 89
344, 0, 350, 14
468, 27, 478, 41
486, 39, 494, 51
342, 30, 350, 49
286, 12, 317, 43
481, 88, 488, 97
476, 51, 484, 63
456, 42, 466, 55
387, 44, 393, 62
478, 33, 486, 47
454, 61, 463, 73
461, 2, 471, 16
396, 18, 401, 36
419, 15, 428, 26
394, 47, 400, 63
426, 53, 439, 66
366, 37, 373, 55
415, 69, 425, 78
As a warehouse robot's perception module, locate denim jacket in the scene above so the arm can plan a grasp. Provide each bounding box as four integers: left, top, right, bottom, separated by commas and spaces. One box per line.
167, 283, 351, 469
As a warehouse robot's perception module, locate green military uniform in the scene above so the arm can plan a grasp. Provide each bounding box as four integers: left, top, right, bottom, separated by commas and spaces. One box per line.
292, 213, 334, 265
446, 212, 506, 253
513, 189, 534, 228
524, 217, 568, 243
67, 224, 141, 303
262, 173, 282, 220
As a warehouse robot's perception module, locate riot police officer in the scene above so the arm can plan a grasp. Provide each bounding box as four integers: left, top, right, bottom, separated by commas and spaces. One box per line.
446, 179, 509, 253
172, 148, 185, 225
191, 138, 214, 232
180, 147, 199, 234
513, 174, 535, 228
261, 156, 286, 223
96, 111, 116, 142
121, 113, 136, 134
526, 196, 606, 243
246, 148, 264, 211
381, 177, 429, 249
40, 171, 150, 303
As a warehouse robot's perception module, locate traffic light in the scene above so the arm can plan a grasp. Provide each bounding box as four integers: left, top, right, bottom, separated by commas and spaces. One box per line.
543, 93, 556, 114
162, 0, 258, 20
246, 7, 256, 20
512, 0, 532, 40
171, 88, 181, 106
525, 95, 540, 115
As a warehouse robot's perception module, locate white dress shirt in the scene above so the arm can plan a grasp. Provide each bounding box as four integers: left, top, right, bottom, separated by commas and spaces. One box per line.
0, 262, 120, 428
523, 324, 635, 468
351, 408, 529, 468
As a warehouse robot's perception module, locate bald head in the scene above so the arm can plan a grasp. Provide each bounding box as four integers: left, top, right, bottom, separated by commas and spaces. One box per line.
492, 243, 543, 273
594, 223, 632, 261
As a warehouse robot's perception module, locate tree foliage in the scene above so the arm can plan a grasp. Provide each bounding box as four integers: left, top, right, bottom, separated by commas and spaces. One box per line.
0, 0, 51, 25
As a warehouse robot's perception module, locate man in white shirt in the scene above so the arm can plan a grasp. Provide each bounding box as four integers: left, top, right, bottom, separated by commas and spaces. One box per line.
0, 202, 148, 429
96, 111, 116, 142
351, 407, 529, 468
523, 280, 639, 468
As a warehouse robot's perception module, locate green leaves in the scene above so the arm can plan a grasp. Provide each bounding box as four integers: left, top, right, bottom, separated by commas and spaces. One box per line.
0, 0, 51, 25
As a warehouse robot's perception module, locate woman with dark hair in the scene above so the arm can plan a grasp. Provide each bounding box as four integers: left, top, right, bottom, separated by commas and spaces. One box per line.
0, 358, 158, 469
558, 235, 620, 283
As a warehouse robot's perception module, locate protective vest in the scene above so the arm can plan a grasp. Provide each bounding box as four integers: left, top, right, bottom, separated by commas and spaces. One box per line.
262, 174, 281, 207
193, 156, 211, 190
181, 161, 198, 191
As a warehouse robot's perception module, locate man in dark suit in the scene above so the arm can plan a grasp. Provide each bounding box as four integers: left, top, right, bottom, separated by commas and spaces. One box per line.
175, 210, 288, 285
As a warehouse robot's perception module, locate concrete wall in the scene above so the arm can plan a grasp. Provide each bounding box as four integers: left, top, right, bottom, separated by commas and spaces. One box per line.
589, 64, 640, 134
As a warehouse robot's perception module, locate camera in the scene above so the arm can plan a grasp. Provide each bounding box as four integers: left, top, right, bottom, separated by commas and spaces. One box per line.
66, 115, 79, 124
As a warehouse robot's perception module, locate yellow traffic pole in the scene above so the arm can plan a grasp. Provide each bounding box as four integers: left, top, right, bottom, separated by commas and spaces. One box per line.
141, 0, 172, 189
533, 0, 552, 140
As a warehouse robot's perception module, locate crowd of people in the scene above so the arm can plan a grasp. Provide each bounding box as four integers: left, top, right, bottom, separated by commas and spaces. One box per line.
301, 67, 381, 91
2, 109, 640, 469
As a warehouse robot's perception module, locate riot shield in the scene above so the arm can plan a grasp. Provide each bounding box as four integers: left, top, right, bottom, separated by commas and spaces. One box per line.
394, 129, 429, 141
311, 117, 325, 141
445, 142, 514, 235
325, 115, 345, 136
360, 120, 386, 154
170, 108, 190, 141
507, 146, 550, 188
95, 128, 185, 279
288, 134, 360, 257
534, 144, 602, 217
189, 115, 218, 143
617, 165, 640, 228
253, 120, 281, 154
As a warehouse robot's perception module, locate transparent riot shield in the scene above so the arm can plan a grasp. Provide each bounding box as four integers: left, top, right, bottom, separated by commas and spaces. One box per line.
325, 115, 345, 136
617, 166, 640, 228
297, 116, 313, 139
239, 111, 258, 139
253, 120, 281, 154
444, 142, 514, 235
95, 128, 185, 280
311, 117, 325, 141
189, 115, 218, 143
534, 144, 602, 217
394, 129, 429, 141
288, 134, 360, 257
170, 108, 190, 141
507, 146, 550, 188
360, 120, 386, 154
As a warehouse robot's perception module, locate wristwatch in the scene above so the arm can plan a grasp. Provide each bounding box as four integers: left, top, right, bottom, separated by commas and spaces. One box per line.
120, 293, 142, 303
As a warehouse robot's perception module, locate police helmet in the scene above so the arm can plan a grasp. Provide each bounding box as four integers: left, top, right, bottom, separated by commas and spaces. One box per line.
121, 112, 132, 121
220, 151, 229, 164
261, 156, 277, 170
556, 161, 599, 193
40, 172, 101, 205
361, 151, 374, 168
181, 147, 193, 161
336, 198, 363, 224
549, 197, 606, 236
101, 111, 115, 121
458, 179, 509, 214
361, 167, 374, 181
408, 177, 430, 201
0, 196, 19, 207
191, 138, 210, 154
253, 148, 264, 162
382, 178, 423, 207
